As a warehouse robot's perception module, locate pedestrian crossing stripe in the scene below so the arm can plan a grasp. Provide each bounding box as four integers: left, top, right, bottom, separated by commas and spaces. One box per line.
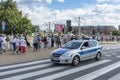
108, 73, 120, 80
35, 60, 110, 80
0, 59, 50, 70
104, 54, 111, 57
103, 48, 109, 50
116, 56, 120, 58
1, 66, 66, 80
103, 52, 119, 57
74, 61, 120, 80
0, 59, 120, 80
0, 63, 51, 76
103, 47, 120, 50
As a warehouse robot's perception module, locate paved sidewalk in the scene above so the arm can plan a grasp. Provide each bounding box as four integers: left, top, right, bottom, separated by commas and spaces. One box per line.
0, 47, 55, 65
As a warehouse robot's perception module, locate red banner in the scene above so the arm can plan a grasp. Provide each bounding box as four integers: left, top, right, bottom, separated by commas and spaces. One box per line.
55, 24, 63, 32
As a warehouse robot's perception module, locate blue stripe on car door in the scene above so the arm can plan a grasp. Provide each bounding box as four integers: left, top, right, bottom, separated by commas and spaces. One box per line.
79, 48, 99, 55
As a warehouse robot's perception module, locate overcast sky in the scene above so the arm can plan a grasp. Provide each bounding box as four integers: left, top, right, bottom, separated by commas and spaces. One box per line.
12, 0, 120, 29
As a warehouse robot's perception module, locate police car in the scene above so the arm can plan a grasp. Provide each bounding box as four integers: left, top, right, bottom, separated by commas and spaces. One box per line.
50, 39, 102, 66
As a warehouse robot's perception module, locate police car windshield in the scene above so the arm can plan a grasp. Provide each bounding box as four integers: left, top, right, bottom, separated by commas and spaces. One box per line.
61, 41, 82, 49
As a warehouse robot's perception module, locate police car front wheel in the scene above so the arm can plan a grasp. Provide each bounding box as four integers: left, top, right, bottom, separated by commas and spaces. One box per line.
95, 52, 101, 60
72, 56, 80, 66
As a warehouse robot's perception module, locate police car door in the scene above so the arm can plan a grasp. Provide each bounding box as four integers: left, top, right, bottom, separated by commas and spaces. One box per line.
88, 41, 97, 58
80, 41, 91, 60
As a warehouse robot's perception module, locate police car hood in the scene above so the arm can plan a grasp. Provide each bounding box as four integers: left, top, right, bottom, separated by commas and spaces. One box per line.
52, 48, 73, 55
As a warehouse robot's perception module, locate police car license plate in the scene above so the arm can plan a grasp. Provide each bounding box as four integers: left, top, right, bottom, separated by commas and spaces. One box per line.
53, 57, 59, 60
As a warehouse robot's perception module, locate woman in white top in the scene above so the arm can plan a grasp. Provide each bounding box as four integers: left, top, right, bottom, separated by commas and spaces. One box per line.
47, 36, 51, 49
15, 36, 20, 54
1, 36, 6, 54
19, 37, 27, 54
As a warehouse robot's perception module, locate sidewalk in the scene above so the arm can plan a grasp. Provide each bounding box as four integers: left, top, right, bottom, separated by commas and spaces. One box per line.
101, 41, 120, 44
0, 47, 55, 66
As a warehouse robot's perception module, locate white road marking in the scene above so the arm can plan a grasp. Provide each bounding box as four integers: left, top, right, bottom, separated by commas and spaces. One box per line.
1, 66, 66, 80
0, 63, 51, 76
116, 56, 120, 58
0, 59, 50, 70
35, 60, 110, 80
108, 73, 120, 80
74, 61, 120, 80
104, 54, 111, 57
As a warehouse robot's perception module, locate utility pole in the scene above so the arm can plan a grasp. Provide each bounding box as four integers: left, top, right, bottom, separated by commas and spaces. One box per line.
78, 17, 80, 36
45, 22, 52, 35
83, 18, 86, 35
75, 16, 84, 36
48, 22, 50, 34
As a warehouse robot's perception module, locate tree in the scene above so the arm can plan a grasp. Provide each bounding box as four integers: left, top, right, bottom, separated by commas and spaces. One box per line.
33, 25, 40, 32
0, 0, 33, 34
112, 30, 120, 36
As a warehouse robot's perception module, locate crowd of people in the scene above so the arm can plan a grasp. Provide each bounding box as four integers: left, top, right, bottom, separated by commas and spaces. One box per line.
32, 33, 120, 51
0, 34, 28, 54
0, 33, 120, 54
32, 34, 80, 52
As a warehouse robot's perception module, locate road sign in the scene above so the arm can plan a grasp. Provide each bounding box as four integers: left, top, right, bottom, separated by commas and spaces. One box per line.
1, 21, 5, 31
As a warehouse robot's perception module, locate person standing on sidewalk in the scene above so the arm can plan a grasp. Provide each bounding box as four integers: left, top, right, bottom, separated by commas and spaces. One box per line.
51, 35, 54, 47
33, 35, 38, 52
57, 35, 62, 48
6, 35, 10, 50
47, 36, 51, 49
43, 36, 47, 48
12, 36, 16, 51
36, 34, 41, 51
9, 35, 13, 50
15, 36, 20, 54
0, 35, 3, 53
19, 37, 27, 54
1, 35, 6, 54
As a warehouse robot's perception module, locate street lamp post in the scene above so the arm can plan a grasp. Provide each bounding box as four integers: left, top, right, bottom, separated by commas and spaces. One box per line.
83, 18, 86, 34
45, 22, 54, 35
75, 16, 84, 36
78, 17, 80, 36
45, 22, 51, 35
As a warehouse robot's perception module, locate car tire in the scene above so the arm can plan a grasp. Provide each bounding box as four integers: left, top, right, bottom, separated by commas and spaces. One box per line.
72, 56, 80, 66
95, 52, 101, 60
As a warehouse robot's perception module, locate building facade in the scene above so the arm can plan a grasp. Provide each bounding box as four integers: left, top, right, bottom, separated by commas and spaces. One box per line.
72, 25, 116, 35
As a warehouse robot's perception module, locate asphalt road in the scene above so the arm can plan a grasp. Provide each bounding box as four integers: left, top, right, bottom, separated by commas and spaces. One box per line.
0, 44, 120, 80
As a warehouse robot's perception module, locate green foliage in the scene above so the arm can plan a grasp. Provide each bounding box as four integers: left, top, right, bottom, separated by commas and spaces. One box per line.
112, 30, 120, 36
0, 0, 33, 34
33, 25, 41, 33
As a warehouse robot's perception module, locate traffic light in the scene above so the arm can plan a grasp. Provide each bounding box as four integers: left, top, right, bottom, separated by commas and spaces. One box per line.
68, 27, 72, 32
62, 28, 64, 33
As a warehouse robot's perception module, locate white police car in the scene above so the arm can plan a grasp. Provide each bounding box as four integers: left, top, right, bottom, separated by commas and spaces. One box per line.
50, 39, 102, 66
